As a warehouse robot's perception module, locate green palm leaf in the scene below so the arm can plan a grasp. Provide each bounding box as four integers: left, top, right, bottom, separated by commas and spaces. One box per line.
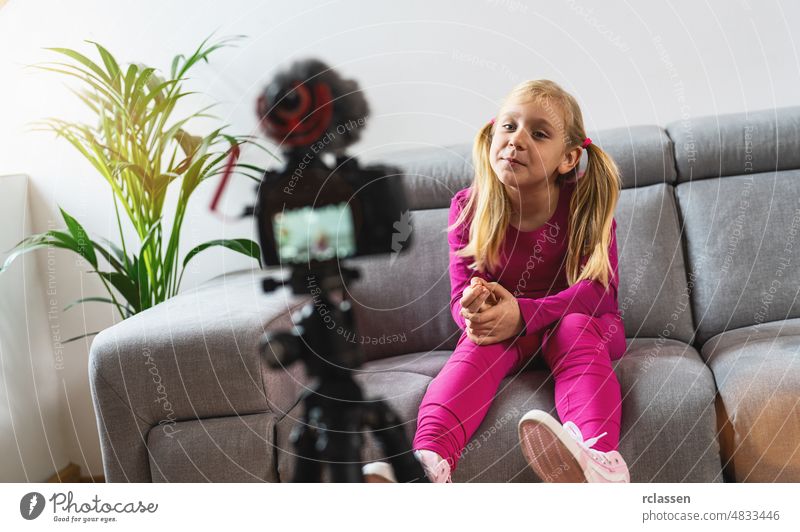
3, 35, 274, 346
59, 206, 98, 268
176, 238, 262, 293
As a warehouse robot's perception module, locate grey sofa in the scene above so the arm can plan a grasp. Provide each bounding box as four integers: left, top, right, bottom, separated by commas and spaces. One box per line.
89, 106, 800, 483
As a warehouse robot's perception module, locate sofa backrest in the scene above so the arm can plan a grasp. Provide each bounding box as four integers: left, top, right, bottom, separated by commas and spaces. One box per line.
346, 123, 696, 361
347, 209, 458, 360
668, 106, 800, 345
615, 183, 694, 344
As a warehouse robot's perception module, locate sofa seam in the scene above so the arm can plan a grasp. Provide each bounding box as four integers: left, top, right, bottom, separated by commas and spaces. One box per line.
356, 368, 438, 379
262, 297, 314, 426
92, 361, 153, 427
663, 127, 703, 345
662, 126, 681, 186
668, 183, 702, 349
92, 363, 156, 482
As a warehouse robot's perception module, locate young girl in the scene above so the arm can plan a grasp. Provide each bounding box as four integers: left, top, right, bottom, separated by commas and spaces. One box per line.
363, 79, 628, 483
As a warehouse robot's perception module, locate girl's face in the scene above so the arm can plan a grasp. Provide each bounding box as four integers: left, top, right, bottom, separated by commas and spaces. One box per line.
489, 99, 580, 189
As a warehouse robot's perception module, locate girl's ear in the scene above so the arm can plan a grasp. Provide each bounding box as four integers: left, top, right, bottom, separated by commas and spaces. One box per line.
557, 146, 581, 175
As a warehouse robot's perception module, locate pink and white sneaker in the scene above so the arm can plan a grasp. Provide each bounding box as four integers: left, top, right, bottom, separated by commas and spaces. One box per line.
361, 450, 453, 483
518, 409, 630, 483
413, 449, 453, 483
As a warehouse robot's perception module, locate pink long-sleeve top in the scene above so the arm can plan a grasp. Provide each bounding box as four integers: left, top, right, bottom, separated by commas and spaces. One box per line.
448, 178, 620, 336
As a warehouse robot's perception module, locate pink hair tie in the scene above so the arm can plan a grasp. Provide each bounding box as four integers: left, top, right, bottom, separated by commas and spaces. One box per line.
581, 137, 592, 148
489, 118, 495, 125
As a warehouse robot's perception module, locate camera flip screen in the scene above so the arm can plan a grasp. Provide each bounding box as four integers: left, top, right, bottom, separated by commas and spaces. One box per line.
273, 203, 356, 263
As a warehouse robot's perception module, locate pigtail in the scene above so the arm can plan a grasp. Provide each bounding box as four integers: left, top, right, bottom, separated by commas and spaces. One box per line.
566, 141, 621, 288
447, 119, 510, 273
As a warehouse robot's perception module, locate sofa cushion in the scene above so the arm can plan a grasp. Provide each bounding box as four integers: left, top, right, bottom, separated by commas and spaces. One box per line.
147, 413, 277, 482
616, 338, 722, 482
89, 269, 317, 482
275, 338, 722, 482
667, 106, 800, 184
376, 143, 473, 211
89, 271, 311, 424
615, 183, 695, 343
274, 357, 445, 483
675, 169, 800, 345
701, 318, 800, 482
588, 125, 677, 189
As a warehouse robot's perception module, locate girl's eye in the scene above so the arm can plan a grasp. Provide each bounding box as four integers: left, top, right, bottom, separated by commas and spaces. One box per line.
501, 123, 547, 139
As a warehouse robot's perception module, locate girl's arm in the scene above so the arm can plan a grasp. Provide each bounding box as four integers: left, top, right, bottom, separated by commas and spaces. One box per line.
448, 190, 491, 331
517, 218, 620, 336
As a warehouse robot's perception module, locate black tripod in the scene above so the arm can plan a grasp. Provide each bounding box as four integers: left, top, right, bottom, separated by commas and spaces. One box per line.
260, 266, 429, 482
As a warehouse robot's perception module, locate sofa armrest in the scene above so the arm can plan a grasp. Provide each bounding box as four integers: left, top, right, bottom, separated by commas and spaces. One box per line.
89, 270, 310, 445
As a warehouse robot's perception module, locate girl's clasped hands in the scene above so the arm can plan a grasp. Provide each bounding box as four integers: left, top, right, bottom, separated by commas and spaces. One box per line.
459, 277, 526, 345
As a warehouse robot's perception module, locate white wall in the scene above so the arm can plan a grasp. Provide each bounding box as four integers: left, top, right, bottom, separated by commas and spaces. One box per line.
0, 175, 70, 482
0, 0, 798, 480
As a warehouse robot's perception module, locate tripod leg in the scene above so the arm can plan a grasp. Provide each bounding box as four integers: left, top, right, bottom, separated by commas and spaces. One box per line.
326, 430, 365, 483
364, 399, 429, 482
324, 402, 366, 483
290, 411, 322, 482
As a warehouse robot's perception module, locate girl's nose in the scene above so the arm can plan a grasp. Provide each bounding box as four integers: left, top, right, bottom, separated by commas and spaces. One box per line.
508, 131, 526, 149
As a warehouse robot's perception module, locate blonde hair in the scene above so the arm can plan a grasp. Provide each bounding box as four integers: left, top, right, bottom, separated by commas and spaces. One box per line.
449, 79, 621, 288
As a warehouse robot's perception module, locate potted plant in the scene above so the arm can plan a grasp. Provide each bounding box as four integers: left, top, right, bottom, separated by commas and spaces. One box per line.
0, 36, 269, 342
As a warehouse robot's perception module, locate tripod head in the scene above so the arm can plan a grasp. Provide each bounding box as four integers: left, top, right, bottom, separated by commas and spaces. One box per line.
261, 264, 361, 380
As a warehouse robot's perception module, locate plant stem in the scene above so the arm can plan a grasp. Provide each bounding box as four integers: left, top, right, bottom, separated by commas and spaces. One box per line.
112, 194, 130, 270
94, 270, 127, 320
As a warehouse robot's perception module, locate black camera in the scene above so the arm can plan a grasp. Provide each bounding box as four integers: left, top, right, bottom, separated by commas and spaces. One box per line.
257, 156, 410, 266
255, 59, 411, 268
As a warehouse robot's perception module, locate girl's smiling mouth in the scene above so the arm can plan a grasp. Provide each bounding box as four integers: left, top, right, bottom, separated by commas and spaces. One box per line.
502, 156, 525, 166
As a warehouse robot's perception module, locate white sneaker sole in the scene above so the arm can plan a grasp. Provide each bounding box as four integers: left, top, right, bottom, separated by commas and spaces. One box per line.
361, 461, 397, 483
518, 410, 588, 483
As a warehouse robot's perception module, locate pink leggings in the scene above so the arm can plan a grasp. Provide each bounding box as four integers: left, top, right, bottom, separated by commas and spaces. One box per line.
412, 312, 627, 472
